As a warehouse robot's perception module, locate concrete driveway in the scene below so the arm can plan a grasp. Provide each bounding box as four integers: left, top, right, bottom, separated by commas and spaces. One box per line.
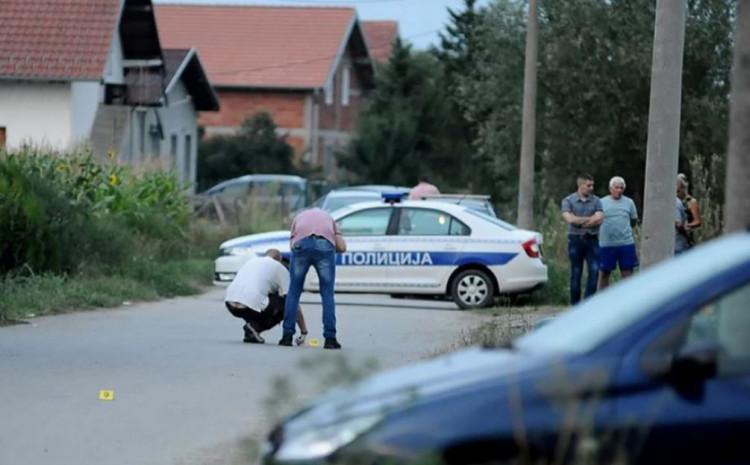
0, 289, 486, 465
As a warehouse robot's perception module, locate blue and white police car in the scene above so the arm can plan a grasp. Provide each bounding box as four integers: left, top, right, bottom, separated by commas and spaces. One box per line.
215, 195, 548, 309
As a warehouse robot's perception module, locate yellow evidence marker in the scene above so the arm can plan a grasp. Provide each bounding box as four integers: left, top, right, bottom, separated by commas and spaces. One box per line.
99, 390, 115, 401
308, 338, 321, 347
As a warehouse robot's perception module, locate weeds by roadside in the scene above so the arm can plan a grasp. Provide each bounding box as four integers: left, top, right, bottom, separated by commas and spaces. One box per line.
0, 259, 212, 322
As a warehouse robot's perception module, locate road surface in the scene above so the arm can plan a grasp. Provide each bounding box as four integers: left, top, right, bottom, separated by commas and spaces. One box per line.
0, 290, 487, 465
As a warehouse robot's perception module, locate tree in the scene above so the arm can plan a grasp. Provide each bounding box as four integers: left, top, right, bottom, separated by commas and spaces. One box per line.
724, 0, 750, 233
197, 112, 295, 190
339, 38, 470, 188
517, 0, 539, 230
459, 0, 734, 220
457, 0, 529, 211
640, 0, 687, 267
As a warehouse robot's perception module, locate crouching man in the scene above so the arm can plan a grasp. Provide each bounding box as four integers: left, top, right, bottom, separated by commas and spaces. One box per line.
224, 249, 308, 344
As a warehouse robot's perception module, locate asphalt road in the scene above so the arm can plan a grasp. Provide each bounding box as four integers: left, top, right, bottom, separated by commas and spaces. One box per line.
0, 290, 486, 465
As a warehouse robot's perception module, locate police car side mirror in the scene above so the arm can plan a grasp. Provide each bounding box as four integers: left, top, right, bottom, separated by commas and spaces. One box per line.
669, 342, 720, 383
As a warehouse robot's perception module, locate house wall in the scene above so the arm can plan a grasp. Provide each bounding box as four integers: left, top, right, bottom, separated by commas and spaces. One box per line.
160, 81, 199, 193
199, 89, 310, 164
103, 30, 125, 84
118, 81, 199, 193
70, 81, 101, 144
313, 44, 367, 180
0, 81, 73, 149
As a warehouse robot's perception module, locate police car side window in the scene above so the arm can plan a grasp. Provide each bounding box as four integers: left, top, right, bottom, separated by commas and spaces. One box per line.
337, 208, 392, 236
449, 218, 470, 236
398, 209, 465, 236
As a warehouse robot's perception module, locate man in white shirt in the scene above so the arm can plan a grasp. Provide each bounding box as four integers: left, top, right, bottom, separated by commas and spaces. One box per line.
225, 249, 307, 344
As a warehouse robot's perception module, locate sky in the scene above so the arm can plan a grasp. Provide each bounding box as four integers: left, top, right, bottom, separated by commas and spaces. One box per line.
154, 0, 490, 49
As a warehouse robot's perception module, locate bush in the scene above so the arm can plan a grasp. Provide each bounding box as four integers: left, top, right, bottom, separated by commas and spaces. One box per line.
0, 156, 91, 273
0, 149, 193, 274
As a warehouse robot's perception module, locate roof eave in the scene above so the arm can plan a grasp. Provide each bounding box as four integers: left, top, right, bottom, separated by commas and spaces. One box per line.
0, 75, 97, 83
213, 84, 319, 92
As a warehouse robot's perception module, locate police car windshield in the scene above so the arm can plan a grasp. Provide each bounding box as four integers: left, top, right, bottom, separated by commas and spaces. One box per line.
465, 209, 516, 231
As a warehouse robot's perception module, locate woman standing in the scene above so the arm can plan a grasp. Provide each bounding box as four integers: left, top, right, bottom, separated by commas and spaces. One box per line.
676, 173, 702, 252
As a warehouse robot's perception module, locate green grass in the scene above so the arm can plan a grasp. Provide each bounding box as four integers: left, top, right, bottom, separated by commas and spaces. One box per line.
0, 259, 213, 322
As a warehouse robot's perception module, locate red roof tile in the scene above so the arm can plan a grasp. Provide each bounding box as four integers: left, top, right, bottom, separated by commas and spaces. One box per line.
362, 21, 398, 63
0, 0, 120, 80
155, 4, 357, 89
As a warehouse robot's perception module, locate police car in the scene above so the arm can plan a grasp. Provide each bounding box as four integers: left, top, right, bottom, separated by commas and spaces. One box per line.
215, 194, 548, 309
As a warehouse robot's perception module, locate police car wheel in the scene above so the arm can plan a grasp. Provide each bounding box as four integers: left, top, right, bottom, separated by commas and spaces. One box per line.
451, 269, 494, 309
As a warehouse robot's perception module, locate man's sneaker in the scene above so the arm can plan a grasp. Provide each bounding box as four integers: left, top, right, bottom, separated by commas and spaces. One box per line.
243, 323, 265, 344
324, 338, 341, 350
278, 335, 293, 346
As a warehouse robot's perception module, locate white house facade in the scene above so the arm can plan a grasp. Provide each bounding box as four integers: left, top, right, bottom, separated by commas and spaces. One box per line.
0, 0, 218, 191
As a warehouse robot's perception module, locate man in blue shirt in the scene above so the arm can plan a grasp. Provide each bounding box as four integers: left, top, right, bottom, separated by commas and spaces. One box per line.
598, 176, 639, 289
561, 173, 603, 305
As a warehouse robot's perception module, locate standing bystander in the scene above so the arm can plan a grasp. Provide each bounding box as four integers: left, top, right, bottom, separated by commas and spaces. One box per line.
408, 175, 440, 200
676, 173, 702, 251
280, 208, 346, 349
561, 173, 604, 304
598, 176, 639, 289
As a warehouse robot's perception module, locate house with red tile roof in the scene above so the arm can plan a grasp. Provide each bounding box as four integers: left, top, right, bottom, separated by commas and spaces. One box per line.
0, 0, 218, 191
362, 21, 399, 63
155, 4, 377, 180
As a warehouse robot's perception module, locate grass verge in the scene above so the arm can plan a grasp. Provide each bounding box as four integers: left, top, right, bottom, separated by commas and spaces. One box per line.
0, 258, 213, 322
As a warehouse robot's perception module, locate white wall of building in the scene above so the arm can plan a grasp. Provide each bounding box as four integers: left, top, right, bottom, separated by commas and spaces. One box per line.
70, 81, 101, 144
0, 81, 72, 150
103, 31, 125, 84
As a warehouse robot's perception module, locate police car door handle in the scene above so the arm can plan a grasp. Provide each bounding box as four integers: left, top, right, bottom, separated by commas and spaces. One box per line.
373, 244, 386, 251
444, 245, 458, 251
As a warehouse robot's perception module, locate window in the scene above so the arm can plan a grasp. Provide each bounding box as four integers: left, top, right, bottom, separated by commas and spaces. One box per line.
337, 208, 392, 236
0, 127, 6, 149
342, 67, 351, 106
184, 134, 192, 182
397, 208, 469, 236
220, 182, 249, 197
170, 134, 178, 168
682, 282, 750, 376
150, 131, 160, 158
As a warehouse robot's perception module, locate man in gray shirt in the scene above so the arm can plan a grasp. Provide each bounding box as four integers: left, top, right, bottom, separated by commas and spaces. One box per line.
561, 173, 603, 304
598, 176, 639, 289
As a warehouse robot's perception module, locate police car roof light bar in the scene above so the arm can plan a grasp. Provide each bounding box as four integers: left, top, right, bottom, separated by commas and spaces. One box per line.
382, 192, 407, 204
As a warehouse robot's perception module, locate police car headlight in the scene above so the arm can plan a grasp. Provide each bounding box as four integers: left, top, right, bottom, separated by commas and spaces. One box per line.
275, 414, 382, 461
220, 247, 260, 257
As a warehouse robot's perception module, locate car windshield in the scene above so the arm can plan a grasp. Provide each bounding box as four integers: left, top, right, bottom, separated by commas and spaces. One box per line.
514, 235, 750, 355
464, 209, 516, 231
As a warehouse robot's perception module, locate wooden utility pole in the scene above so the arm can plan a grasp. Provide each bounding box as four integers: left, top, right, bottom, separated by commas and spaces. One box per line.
724, 1, 750, 233
517, 0, 539, 230
640, 0, 687, 267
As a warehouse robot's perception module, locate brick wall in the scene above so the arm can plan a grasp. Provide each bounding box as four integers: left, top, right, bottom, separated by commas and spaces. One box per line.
199, 89, 308, 129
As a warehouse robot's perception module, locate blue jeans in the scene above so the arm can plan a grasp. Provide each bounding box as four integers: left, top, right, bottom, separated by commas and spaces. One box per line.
283, 236, 337, 339
568, 234, 600, 305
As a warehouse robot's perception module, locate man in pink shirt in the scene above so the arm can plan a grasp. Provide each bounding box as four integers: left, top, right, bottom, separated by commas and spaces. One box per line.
280, 207, 344, 349
408, 175, 440, 200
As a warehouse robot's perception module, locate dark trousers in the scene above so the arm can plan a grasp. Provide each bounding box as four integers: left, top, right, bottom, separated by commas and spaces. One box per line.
225, 294, 285, 333
568, 234, 600, 305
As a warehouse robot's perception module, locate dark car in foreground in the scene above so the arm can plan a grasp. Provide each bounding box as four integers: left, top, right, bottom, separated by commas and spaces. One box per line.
263, 233, 750, 465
